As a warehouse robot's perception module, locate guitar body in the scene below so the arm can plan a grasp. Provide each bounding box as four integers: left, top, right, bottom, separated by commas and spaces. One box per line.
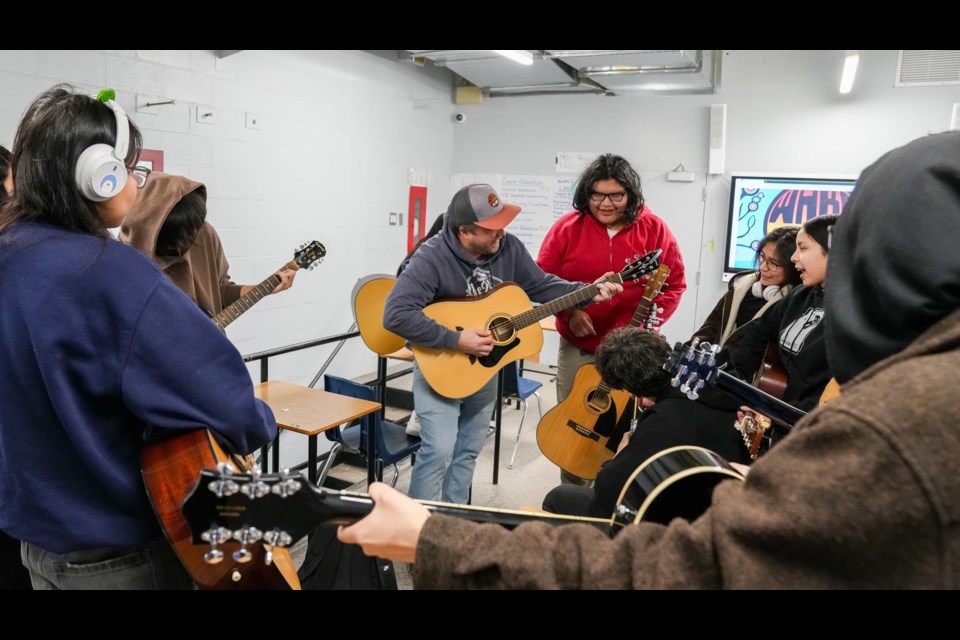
352, 274, 405, 355
614, 446, 743, 525
754, 341, 788, 400
141, 430, 299, 590
412, 283, 543, 399
536, 364, 631, 479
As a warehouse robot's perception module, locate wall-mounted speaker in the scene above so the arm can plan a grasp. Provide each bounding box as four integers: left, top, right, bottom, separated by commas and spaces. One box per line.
708, 104, 726, 175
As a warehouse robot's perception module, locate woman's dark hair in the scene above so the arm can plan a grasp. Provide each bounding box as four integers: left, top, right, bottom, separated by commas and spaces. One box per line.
0, 85, 143, 237
802, 214, 839, 254
399, 214, 445, 275
155, 189, 207, 259
756, 226, 802, 287
571, 154, 645, 224
0, 145, 11, 205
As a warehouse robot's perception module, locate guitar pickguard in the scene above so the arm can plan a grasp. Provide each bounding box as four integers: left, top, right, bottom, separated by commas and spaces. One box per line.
467, 336, 521, 368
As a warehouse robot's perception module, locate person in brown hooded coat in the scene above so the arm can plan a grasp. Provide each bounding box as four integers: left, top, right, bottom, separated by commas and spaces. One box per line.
119, 171, 294, 318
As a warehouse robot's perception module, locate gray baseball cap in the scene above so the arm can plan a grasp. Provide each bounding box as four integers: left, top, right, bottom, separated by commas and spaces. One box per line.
446, 184, 521, 230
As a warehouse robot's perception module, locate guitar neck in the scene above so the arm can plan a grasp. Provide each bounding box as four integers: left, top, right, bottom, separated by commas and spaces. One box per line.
212, 260, 297, 330
714, 369, 805, 429
306, 487, 618, 534
511, 274, 623, 330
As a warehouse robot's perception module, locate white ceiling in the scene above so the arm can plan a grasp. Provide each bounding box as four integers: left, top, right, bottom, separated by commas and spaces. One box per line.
404, 50, 722, 97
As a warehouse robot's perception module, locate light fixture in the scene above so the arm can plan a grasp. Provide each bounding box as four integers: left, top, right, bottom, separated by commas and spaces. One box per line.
492, 50, 533, 66
839, 50, 859, 94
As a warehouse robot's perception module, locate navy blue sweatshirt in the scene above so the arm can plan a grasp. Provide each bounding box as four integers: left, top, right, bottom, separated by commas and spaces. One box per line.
0, 223, 276, 553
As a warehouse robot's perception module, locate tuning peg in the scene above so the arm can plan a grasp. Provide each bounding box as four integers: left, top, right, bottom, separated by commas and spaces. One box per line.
240, 467, 270, 500
201, 526, 233, 564
271, 470, 302, 498
208, 477, 240, 497
263, 529, 293, 566
231, 526, 263, 563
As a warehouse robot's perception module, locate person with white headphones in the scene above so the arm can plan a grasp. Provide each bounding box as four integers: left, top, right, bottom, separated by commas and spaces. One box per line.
0, 85, 277, 589
691, 226, 802, 358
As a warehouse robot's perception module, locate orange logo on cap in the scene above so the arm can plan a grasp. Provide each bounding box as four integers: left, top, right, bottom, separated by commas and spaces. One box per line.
487, 193, 501, 208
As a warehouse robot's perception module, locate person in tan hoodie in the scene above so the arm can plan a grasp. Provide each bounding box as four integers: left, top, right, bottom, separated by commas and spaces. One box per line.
337, 131, 960, 589
119, 171, 294, 319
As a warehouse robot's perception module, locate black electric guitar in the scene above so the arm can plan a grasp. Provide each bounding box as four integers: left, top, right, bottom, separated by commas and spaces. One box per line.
211, 240, 326, 330
664, 339, 806, 429
412, 249, 662, 399
535, 264, 670, 479
150, 431, 742, 586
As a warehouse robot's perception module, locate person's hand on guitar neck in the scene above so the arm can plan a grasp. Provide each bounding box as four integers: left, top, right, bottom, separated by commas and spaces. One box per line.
338, 483, 430, 564
238, 268, 298, 298
591, 272, 623, 304
458, 328, 494, 357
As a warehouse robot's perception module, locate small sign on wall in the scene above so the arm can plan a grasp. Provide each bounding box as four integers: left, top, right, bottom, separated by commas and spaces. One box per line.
138, 149, 164, 172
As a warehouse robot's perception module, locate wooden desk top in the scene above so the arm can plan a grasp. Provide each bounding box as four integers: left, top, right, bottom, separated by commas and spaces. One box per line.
253, 380, 381, 436
539, 316, 557, 332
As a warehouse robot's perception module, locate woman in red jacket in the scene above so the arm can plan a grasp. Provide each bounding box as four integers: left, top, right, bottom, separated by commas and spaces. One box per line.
537, 154, 686, 485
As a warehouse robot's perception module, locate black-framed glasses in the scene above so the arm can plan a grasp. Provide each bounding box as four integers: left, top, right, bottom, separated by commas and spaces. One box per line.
589, 191, 626, 204
129, 166, 152, 189
758, 254, 784, 269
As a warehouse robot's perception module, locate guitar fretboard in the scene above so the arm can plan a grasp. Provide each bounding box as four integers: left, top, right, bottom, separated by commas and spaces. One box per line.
212, 260, 297, 330
509, 273, 625, 331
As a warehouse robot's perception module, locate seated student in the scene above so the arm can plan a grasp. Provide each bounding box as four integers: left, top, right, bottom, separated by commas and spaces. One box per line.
541, 326, 750, 519
730, 215, 839, 414
337, 131, 960, 589
690, 226, 801, 357
119, 172, 295, 318
0, 86, 276, 590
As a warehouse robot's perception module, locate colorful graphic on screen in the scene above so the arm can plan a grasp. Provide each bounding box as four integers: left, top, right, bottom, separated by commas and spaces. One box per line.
726, 175, 856, 273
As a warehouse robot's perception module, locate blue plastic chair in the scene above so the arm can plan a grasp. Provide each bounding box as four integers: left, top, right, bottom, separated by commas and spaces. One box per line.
501, 361, 543, 469
323, 374, 421, 487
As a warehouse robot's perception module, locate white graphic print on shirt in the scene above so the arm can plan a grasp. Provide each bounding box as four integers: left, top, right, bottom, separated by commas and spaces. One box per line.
465, 267, 502, 297
779, 307, 825, 355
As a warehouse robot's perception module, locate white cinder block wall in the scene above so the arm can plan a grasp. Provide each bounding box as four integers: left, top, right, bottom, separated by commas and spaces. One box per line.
0, 49, 457, 391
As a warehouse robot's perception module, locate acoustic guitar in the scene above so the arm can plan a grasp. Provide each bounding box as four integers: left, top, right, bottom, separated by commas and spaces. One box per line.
413, 250, 663, 399
211, 240, 326, 330
161, 430, 742, 584
535, 265, 671, 479
351, 274, 406, 355
753, 341, 788, 399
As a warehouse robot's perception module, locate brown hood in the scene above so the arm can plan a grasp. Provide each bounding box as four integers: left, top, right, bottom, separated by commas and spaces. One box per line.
119, 172, 206, 269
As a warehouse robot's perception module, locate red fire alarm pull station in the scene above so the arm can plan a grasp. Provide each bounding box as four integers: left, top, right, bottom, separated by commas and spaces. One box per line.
408, 186, 427, 253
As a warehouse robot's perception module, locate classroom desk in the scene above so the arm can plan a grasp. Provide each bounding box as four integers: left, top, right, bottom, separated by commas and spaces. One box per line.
253, 381, 382, 487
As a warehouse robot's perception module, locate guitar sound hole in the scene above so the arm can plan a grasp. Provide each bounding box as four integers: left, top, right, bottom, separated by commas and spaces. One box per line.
488, 316, 515, 345
586, 389, 611, 413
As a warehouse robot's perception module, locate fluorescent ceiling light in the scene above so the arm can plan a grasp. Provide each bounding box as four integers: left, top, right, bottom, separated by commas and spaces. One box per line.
839, 50, 859, 94
492, 50, 533, 65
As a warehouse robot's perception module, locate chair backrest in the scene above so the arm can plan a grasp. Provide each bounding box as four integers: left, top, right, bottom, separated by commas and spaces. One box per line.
323, 374, 420, 466
322, 374, 369, 448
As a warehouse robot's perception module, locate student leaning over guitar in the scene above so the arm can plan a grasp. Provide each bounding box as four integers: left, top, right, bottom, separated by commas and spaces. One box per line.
383, 184, 622, 505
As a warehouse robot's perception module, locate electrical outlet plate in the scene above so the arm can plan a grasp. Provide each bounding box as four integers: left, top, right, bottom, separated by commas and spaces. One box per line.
389, 212, 398, 225
196, 106, 217, 125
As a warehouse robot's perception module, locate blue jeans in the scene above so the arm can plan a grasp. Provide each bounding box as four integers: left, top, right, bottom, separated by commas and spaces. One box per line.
407, 363, 498, 504
22, 537, 194, 590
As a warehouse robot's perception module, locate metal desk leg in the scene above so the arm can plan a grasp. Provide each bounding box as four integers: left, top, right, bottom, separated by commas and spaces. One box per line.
308, 435, 317, 485
492, 369, 503, 485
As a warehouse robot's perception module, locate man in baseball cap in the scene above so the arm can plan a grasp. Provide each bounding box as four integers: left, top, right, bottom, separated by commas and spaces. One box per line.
383, 183, 622, 505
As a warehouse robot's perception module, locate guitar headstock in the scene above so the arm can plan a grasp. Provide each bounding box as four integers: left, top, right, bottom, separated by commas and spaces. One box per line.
182, 465, 369, 568
662, 339, 721, 400
642, 265, 670, 300
618, 248, 662, 283
294, 240, 327, 271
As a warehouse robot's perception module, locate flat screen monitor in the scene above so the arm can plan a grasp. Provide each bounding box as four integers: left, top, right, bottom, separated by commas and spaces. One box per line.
723, 173, 856, 280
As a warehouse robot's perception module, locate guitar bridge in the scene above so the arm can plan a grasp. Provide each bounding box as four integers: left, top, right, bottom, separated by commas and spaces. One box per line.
564, 420, 601, 441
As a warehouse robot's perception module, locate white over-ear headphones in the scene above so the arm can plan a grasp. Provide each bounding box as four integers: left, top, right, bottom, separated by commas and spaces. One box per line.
752, 280, 783, 301
75, 99, 129, 202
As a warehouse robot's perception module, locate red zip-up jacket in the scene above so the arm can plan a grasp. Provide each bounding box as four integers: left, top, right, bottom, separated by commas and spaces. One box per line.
537, 206, 686, 353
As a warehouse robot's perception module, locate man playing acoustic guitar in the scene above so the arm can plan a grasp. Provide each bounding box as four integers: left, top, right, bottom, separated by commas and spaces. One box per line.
384, 184, 622, 505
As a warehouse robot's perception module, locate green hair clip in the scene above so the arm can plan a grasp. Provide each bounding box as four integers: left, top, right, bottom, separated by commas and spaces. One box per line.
96, 88, 116, 103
